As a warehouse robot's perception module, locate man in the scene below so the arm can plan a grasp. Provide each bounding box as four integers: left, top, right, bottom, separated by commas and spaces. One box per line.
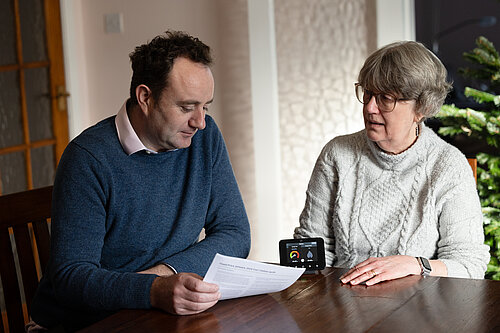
30, 31, 251, 331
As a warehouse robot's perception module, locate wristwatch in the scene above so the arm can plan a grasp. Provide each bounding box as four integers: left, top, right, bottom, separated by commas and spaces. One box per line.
417, 257, 432, 276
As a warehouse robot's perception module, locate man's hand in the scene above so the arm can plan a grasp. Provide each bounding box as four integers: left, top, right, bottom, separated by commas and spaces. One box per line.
150, 273, 220, 315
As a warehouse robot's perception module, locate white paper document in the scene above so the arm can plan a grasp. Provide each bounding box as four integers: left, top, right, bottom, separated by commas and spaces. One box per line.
203, 253, 305, 300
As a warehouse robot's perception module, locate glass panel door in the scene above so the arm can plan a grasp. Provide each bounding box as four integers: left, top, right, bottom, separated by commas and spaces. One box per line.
0, 0, 68, 195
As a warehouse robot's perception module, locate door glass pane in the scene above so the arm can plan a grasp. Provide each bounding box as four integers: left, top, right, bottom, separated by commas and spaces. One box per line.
0, 70, 23, 148
0, 151, 27, 195
31, 145, 55, 188
0, 0, 17, 65
19, 0, 47, 63
25, 67, 52, 141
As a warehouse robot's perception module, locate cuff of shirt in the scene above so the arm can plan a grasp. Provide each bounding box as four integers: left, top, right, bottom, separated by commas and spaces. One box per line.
164, 263, 178, 274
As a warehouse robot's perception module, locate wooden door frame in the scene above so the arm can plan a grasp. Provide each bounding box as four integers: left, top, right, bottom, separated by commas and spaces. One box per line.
58, 0, 87, 140
45, 0, 69, 162
0, 0, 68, 192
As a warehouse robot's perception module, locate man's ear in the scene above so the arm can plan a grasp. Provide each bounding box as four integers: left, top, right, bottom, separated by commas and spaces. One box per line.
136, 84, 153, 114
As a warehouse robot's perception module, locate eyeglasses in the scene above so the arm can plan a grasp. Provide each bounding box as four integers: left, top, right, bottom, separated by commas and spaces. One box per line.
355, 83, 409, 112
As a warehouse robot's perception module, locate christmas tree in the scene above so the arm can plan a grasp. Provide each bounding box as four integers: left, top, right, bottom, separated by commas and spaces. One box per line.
435, 36, 500, 279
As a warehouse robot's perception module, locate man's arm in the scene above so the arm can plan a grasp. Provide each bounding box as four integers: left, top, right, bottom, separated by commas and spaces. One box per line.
48, 142, 156, 311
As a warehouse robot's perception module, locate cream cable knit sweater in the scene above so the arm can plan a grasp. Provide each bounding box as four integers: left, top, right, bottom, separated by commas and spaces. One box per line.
294, 124, 490, 279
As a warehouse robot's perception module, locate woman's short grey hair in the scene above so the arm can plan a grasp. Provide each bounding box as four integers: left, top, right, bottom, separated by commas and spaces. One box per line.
357, 41, 452, 119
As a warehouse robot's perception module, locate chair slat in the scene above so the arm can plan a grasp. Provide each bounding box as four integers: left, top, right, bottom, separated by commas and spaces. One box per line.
1, 310, 5, 333
467, 158, 477, 183
12, 224, 39, 315
32, 219, 51, 273
0, 228, 25, 333
0, 186, 52, 333
0, 186, 52, 227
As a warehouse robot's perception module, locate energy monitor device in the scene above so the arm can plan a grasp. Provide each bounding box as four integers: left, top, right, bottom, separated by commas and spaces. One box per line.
279, 238, 326, 271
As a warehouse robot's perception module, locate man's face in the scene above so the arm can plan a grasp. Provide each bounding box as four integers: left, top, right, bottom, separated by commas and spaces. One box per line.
144, 57, 214, 152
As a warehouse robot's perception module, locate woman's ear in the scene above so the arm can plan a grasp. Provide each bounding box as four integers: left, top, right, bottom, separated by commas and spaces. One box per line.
413, 110, 425, 123
136, 84, 152, 114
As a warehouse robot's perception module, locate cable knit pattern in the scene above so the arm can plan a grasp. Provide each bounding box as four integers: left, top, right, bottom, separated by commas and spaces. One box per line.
294, 124, 490, 279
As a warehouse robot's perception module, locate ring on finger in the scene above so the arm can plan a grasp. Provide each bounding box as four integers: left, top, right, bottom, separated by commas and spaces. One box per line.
369, 269, 377, 278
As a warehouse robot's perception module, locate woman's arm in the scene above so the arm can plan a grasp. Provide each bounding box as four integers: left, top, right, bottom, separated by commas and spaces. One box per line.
294, 143, 339, 265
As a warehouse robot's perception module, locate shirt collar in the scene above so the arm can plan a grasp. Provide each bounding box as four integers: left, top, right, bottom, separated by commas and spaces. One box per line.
115, 103, 158, 155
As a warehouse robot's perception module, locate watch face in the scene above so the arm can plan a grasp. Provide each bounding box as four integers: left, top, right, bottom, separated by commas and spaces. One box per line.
421, 257, 432, 271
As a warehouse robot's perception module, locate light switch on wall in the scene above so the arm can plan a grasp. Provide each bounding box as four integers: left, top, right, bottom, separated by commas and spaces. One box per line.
104, 13, 123, 34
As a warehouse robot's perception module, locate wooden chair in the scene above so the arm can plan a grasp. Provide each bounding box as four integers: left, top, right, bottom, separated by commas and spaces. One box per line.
467, 158, 477, 183
0, 186, 52, 333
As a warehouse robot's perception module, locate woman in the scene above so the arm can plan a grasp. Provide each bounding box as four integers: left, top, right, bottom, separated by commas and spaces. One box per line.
294, 41, 490, 286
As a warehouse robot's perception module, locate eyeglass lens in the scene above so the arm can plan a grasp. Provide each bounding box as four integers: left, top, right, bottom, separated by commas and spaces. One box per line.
355, 85, 396, 112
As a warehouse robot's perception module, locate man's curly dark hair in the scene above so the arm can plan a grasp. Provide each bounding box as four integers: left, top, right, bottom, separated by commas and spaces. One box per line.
128, 30, 212, 106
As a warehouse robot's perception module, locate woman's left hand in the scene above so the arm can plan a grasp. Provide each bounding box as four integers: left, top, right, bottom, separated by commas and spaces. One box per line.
340, 255, 421, 286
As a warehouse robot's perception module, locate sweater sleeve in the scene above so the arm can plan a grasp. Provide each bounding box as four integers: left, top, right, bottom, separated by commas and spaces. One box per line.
48, 143, 156, 312
294, 141, 338, 266
435, 154, 490, 279
162, 127, 251, 275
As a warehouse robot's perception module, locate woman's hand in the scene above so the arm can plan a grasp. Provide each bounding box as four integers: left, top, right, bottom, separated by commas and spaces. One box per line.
340, 255, 421, 286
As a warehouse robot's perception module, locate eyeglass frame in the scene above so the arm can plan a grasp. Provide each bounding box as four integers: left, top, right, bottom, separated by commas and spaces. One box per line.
354, 83, 412, 112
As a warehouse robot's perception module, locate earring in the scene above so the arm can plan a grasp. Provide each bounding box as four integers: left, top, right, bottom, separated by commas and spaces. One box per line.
415, 123, 420, 137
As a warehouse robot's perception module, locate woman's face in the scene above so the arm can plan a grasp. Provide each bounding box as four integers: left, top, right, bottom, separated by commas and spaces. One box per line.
363, 94, 422, 154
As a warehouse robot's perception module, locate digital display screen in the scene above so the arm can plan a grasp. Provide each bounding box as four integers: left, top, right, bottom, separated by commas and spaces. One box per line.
286, 241, 318, 265
279, 237, 325, 271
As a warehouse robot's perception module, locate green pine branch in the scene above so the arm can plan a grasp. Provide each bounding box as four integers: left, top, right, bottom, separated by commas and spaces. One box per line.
460, 36, 500, 86
438, 37, 500, 279
436, 104, 499, 146
464, 87, 500, 106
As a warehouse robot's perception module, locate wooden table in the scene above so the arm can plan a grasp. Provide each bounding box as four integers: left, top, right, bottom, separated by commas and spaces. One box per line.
79, 268, 500, 333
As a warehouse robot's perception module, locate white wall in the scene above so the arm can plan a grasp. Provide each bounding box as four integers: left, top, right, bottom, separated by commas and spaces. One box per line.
62, 0, 221, 136
275, 0, 376, 241
247, 0, 282, 261
376, 0, 415, 47
60, 0, 415, 263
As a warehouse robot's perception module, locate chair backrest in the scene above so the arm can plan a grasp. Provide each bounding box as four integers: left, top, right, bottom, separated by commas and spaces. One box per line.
467, 158, 477, 183
0, 186, 52, 333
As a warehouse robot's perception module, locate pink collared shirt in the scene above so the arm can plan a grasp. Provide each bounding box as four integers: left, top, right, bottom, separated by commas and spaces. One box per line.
115, 103, 158, 155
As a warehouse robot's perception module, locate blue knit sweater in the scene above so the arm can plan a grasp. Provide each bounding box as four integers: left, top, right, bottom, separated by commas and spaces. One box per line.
31, 115, 251, 330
